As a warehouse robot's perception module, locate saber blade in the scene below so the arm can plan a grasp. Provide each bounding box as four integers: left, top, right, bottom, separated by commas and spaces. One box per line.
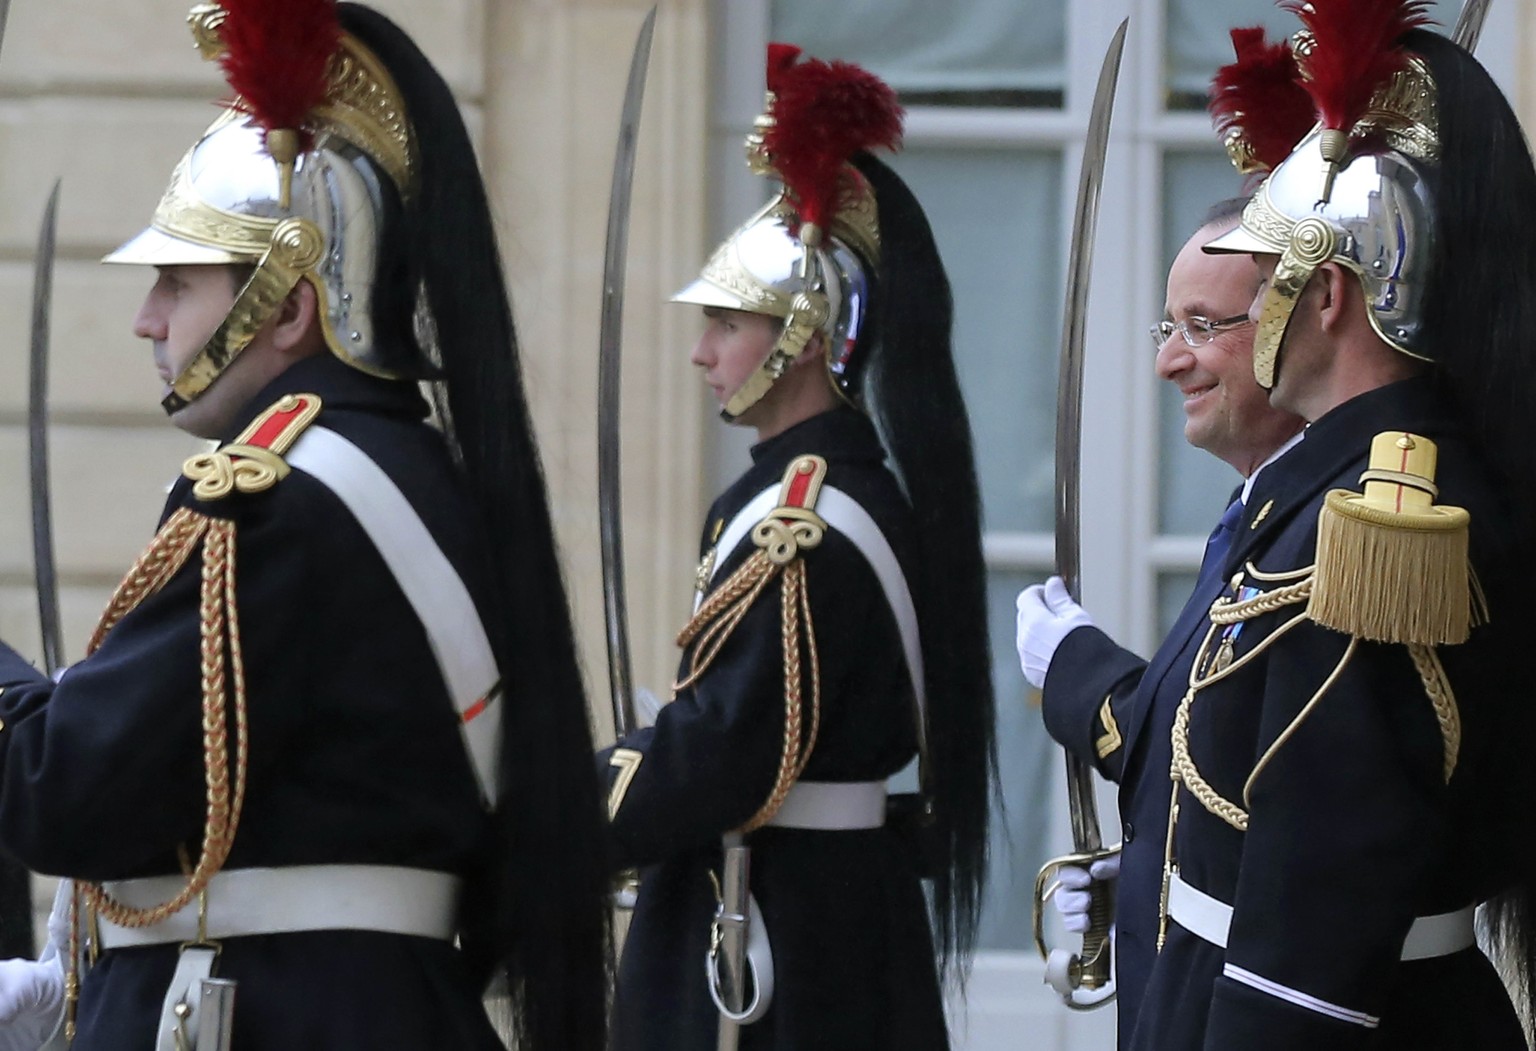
1054, 20, 1127, 858
597, 8, 657, 740
1054, 19, 1127, 607
29, 180, 62, 677
1035, 20, 1128, 1009
1451, 0, 1492, 50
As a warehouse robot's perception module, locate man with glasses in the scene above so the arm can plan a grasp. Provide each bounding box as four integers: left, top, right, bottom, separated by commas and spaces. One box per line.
1014, 197, 1302, 1045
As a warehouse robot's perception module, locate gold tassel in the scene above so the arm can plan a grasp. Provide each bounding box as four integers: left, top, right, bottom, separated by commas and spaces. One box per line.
1308, 432, 1474, 646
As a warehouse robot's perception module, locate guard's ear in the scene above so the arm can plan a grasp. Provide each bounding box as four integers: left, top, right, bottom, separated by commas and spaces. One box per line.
267, 277, 325, 358
790, 329, 828, 369
1314, 262, 1353, 334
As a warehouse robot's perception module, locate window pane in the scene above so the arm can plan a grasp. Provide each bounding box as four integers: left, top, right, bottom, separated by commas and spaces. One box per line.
887, 148, 1063, 534
1155, 150, 1245, 536
978, 570, 1053, 951
1165, 0, 1461, 110
771, 0, 1066, 107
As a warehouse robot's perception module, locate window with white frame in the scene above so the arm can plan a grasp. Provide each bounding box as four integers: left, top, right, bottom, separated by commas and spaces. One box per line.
705, 0, 1509, 979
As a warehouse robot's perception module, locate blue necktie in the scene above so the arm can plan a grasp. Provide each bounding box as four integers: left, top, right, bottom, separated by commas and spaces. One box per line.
1196, 498, 1243, 592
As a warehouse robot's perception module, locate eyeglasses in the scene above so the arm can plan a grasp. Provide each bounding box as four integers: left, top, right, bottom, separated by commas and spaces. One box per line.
1149, 313, 1253, 350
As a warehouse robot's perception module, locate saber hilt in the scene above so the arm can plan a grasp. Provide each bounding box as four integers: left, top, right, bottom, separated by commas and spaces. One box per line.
1032, 842, 1120, 1010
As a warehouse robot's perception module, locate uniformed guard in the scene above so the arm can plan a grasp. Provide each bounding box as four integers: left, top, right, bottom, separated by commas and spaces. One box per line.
0, 3, 609, 1048
599, 45, 996, 1051
1133, 2, 1536, 1047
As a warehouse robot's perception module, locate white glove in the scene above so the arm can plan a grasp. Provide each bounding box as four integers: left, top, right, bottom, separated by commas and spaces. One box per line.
1052, 854, 1121, 934
0, 880, 72, 1051
1015, 577, 1094, 689
0, 951, 64, 1051
634, 688, 664, 730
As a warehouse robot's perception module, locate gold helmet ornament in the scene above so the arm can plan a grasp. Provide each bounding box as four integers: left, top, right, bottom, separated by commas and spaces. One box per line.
1203, 0, 1440, 389
105, 0, 418, 415
673, 45, 903, 421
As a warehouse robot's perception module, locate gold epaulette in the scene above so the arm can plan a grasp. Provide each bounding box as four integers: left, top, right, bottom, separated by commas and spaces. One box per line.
1309, 431, 1477, 646
752, 455, 829, 564
673, 455, 832, 833
182, 393, 323, 501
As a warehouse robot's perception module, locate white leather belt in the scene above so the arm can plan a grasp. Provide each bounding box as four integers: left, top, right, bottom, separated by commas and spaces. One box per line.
1168, 872, 1476, 961
768, 781, 886, 830
288, 428, 502, 806
97, 865, 461, 950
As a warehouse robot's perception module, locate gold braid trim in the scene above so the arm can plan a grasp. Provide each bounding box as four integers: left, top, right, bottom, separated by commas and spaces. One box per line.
1242, 638, 1359, 808
674, 550, 777, 691
671, 548, 822, 834
88, 508, 208, 649
76, 514, 250, 929
1208, 575, 1312, 624
1171, 577, 1465, 841
64, 882, 81, 1042
1170, 688, 1250, 832
1408, 644, 1461, 782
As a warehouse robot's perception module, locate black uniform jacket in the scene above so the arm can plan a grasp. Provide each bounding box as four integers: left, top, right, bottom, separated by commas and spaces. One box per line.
1132, 377, 1529, 1050
600, 408, 948, 1051
0, 355, 505, 1050
1041, 488, 1238, 1045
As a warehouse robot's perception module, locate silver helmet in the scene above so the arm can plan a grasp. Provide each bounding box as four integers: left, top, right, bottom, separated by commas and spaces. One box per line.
1205, 122, 1437, 387
673, 187, 876, 419
1204, 23, 1442, 390
104, 3, 418, 414
674, 45, 900, 421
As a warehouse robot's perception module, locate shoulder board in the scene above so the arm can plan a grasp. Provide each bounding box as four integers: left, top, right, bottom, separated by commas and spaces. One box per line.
182, 393, 324, 501
751, 455, 829, 565
775, 454, 828, 512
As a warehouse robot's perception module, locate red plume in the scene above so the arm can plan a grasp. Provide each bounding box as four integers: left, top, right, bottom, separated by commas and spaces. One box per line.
1208, 27, 1316, 173
766, 43, 802, 94
1282, 0, 1433, 132
217, 0, 342, 149
760, 47, 903, 234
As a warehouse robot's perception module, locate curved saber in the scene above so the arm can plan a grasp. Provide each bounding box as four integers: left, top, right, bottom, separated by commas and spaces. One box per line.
1451, 0, 1492, 50
30, 180, 62, 677
1036, 19, 1128, 1011
597, 8, 657, 740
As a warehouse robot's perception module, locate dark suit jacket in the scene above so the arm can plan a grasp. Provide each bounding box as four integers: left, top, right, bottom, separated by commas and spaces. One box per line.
1042, 489, 1239, 1045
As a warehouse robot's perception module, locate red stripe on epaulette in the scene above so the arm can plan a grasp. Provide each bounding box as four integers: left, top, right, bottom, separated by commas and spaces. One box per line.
232, 394, 324, 456
182, 394, 325, 501
777, 455, 828, 511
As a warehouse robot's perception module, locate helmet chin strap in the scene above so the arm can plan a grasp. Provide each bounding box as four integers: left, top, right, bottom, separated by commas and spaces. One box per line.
1251, 217, 1338, 390
720, 284, 831, 422
162, 218, 325, 415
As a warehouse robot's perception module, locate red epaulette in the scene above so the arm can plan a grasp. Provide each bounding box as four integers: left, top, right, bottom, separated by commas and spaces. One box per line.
182, 393, 324, 501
